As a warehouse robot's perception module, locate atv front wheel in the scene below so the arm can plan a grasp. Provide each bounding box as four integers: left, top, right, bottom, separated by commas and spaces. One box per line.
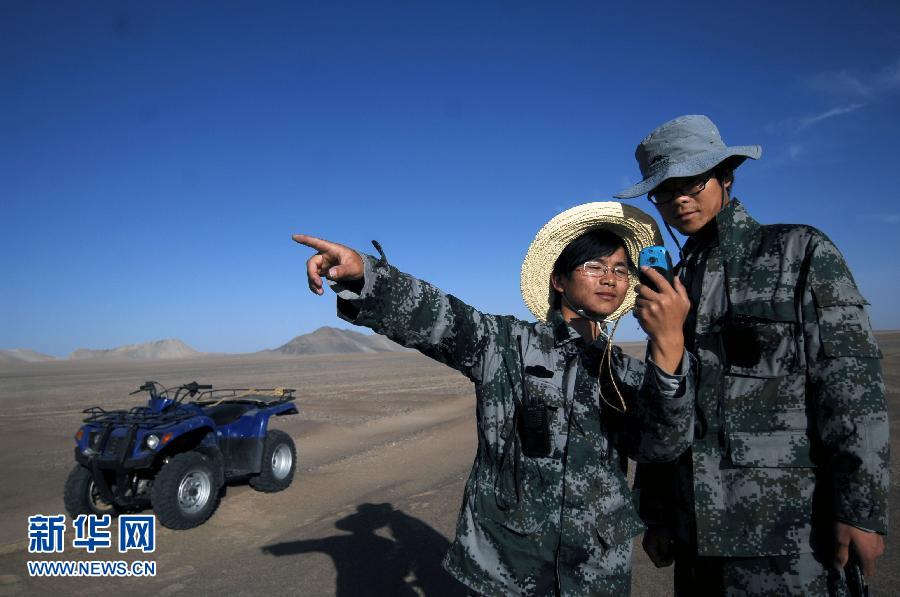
250, 429, 296, 492
64, 465, 118, 517
151, 452, 220, 530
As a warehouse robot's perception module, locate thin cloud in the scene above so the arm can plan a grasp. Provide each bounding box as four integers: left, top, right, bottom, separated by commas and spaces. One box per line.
766, 103, 865, 136
795, 103, 865, 131
767, 57, 900, 136
858, 213, 900, 225
802, 57, 900, 101
804, 70, 873, 101
788, 143, 806, 160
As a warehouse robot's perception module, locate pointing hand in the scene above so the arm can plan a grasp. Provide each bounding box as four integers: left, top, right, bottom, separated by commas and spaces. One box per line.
292, 234, 364, 296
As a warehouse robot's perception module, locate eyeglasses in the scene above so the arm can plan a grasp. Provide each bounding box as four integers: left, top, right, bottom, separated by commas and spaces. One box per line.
648, 171, 714, 205
578, 262, 629, 280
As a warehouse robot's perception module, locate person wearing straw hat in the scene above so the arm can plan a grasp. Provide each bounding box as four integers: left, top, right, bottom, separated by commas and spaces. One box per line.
292, 201, 694, 596
615, 115, 888, 595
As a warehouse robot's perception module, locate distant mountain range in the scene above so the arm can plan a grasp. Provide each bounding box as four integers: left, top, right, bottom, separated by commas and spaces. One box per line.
69, 339, 200, 361
0, 327, 406, 364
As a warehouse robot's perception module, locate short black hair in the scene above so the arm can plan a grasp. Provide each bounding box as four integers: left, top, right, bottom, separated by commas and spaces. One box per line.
552, 229, 631, 279
715, 159, 737, 192
551, 229, 631, 308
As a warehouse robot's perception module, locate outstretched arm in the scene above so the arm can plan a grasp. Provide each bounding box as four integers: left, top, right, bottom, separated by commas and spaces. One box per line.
293, 234, 495, 382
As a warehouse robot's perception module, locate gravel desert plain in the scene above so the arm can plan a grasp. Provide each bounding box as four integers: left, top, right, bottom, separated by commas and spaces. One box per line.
0, 331, 897, 596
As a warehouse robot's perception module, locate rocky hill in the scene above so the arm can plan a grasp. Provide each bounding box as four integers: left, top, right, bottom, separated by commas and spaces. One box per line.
0, 349, 57, 364
266, 326, 406, 355
69, 339, 200, 360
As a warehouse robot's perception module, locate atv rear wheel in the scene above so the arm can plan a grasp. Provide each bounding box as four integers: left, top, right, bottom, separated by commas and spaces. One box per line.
151, 452, 220, 530
250, 429, 296, 493
64, 465, 118, 517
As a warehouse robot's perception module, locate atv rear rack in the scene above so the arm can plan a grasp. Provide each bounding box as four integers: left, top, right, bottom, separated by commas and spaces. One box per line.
192, 387, 296, 407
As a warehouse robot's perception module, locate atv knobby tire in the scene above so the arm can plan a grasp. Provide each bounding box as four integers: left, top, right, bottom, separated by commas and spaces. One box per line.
250, 429, 296, 493
151, 451, 220, 530
64, 464, 118, 517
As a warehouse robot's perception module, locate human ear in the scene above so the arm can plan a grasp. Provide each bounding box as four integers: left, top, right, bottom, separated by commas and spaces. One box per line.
551, 272, 567, 294
722, 170, 733, 191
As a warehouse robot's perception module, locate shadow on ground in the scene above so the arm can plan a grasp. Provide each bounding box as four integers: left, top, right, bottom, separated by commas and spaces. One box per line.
262, 502, 466, 597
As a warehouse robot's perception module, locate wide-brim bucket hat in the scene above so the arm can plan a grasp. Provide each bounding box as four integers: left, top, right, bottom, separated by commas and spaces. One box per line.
615, 114, 762, 199
521, 201, 662, 323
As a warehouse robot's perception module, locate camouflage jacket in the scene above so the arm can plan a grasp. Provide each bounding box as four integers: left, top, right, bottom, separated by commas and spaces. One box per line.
332, 253, 694, 596
636, 199, 889, 558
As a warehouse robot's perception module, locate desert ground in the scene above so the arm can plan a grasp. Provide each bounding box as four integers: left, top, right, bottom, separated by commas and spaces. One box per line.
0, 333, 898, 596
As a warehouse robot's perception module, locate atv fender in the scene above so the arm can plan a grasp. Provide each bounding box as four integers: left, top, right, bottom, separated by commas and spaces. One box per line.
194, 441, 225, 489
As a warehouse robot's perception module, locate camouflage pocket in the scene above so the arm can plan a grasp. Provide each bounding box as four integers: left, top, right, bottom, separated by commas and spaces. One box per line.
522, 377, 565, 459
474, 462, 552, 535
816, 304, 882, 359
811, 283, 880, 359
594, 505, 645, 550
524, 376, 564, 406
727, 430, 813, 468
726, 406, 808, 433
723, 318, 798, 378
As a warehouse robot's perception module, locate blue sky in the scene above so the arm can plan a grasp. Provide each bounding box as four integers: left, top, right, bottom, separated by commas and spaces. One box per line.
3, 1, 900, 356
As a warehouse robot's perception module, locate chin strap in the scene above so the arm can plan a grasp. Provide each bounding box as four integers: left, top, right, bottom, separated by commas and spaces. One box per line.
561, 292, 627, 413
597, 317, 626, 413
648, 197, 685, 261
663, 220, 684, 261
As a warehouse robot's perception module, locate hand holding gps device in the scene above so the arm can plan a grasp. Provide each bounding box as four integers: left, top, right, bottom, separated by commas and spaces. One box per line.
638, 246, 674, 292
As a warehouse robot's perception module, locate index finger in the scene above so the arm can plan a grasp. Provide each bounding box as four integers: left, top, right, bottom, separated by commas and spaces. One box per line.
640, 266, 675, 294
672, 274, 689, 300
292, 234, 333, 252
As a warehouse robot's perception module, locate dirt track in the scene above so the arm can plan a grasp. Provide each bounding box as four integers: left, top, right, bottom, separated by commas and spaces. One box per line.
0, 337, 897, 596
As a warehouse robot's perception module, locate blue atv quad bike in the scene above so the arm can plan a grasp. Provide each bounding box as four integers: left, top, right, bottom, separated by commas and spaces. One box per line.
64, 381, 298, 530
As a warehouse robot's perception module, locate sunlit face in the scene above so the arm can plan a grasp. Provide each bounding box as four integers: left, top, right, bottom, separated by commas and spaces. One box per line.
551, 246, 629, 319
652, 174, 731, 236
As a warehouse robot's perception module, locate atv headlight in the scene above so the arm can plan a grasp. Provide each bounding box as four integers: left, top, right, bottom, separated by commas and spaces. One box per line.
144, 434, 160, 450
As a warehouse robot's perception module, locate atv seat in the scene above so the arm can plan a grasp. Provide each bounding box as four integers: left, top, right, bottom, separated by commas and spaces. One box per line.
203, 402, 255, 426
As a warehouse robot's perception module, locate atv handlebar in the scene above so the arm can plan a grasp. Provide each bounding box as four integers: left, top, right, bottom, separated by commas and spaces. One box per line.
130, 381, 166, 396
131, 380, 211, 402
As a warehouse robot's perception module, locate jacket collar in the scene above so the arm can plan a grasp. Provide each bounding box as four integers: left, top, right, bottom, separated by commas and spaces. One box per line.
681, 198, 760, 263
548, 310, 580, 347
680, 197, 766, 308
547, 309, 610, 353
715, 198, 760, 262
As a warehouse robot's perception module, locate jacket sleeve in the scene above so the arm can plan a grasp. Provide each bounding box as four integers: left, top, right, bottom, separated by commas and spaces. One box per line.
609, 348, 695, 464
803, 234, 889, 535
329, 252, 496, 383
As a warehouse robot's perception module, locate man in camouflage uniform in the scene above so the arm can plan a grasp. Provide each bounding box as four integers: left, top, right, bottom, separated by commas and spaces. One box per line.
292, 202, 694, 596
616, 115, 888, 595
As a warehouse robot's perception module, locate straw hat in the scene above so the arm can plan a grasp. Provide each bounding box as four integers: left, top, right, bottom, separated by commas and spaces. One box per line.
521, 202, 662, 322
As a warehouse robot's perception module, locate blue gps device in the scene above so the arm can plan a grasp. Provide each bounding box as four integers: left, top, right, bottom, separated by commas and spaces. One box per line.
638, 245, 674, 291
